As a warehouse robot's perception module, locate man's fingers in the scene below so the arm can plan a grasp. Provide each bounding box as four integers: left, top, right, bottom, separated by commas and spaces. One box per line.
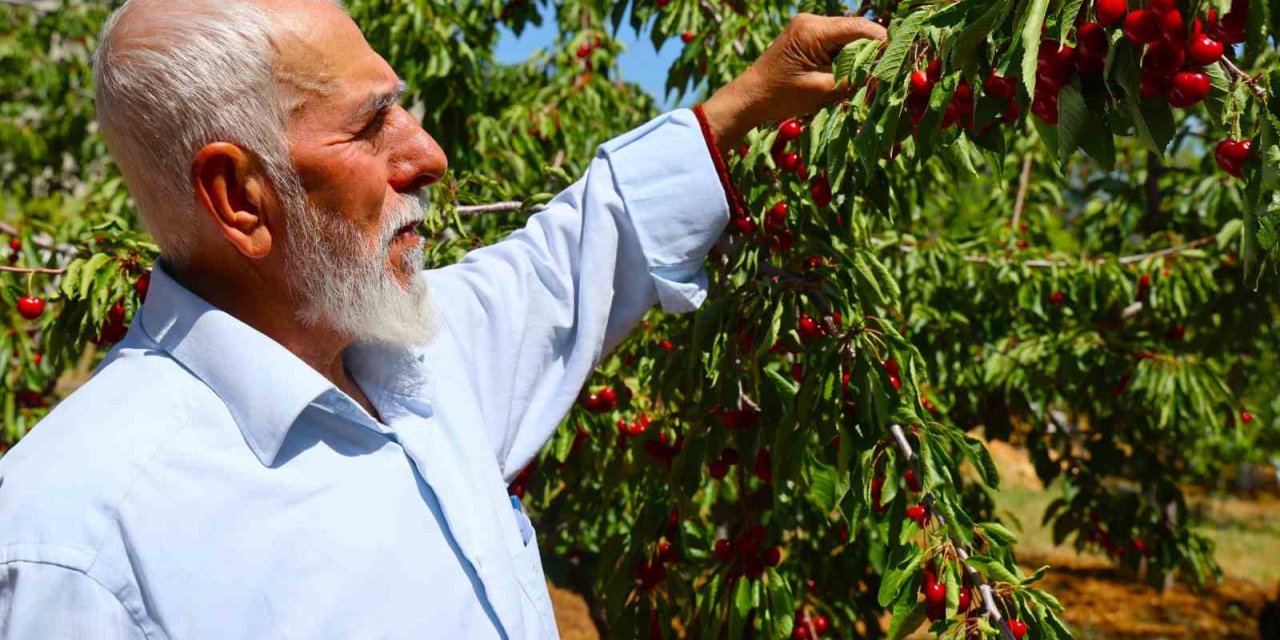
803, 14, 888, 55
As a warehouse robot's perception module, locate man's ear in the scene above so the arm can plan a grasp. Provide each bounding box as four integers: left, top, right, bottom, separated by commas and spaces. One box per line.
191, 142, 275, 259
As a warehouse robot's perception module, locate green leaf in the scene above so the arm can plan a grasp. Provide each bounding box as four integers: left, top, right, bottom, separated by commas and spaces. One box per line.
887, 600, 927, 640
977, 522, 1019, 546
873, 11, 926, 83
878, 544, 923, 607
1056, 82, 1087, 165
1020, 0, 1052, 96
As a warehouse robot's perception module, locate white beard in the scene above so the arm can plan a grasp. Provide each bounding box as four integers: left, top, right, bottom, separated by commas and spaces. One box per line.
285, 190, 435, 347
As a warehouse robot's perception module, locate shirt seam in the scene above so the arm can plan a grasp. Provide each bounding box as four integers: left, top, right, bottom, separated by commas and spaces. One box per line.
0, 559, 153, 638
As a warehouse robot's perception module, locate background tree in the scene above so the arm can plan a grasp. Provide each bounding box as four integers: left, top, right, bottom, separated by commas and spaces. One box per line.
2, 0, 1277, 638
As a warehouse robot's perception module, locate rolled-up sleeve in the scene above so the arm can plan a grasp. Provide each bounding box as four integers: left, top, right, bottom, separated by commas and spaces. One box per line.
0, 562, 146, 640
426, 108, 731, 480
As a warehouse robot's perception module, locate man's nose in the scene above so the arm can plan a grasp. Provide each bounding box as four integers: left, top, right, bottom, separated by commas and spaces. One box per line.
386, 106, 448, 193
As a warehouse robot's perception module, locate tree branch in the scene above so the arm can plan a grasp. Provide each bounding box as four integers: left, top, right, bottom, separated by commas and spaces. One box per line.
1010, 155, 1033, 235
0, 264, 65, 275
0, 0, 57, 10
454, 201, 548, 216
888, 424, 1017, 640
1219, 57, 1268, 101
953, 235, 1216, 269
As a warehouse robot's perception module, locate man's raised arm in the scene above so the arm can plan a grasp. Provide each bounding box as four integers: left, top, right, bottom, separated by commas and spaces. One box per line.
425, 14, 887, 480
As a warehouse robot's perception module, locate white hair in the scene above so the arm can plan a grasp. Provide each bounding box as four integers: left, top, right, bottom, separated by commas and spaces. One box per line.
92, 0, 339, 264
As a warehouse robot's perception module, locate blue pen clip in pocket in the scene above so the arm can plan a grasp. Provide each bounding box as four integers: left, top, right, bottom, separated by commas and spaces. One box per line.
509, 495, 535, 547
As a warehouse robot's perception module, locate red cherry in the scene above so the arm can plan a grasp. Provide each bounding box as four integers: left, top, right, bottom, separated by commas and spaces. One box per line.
7, 238, 20, 251
1124, 10, 1161, 44
766, 201, 789, 228
906, 504, 928, 526
909, 70, 933, 96
1242, 411, 1254, 424
1050, 291, 1066, 305
1140, 273, 1152, 288
16, 296, 45, 320
926, 58, 943, 83
1009, 619, 1029, 640
1167, 70, 1210, 107
762, 547, 782, 567
792, 625, 810, 640
135, 271, 151, 302
1187, 33, 1224, 65
904, 468, 922, 492
721, 447, 740, 465
797, 315, 823, 341
657, 339, 674, 351
713, 539, 733, 562
924, 580, 946, 605
810, 174, 832, 208
1036, 40, 1075, 90
958, 587, 972, 611
871, 476, 887, 514
32, 353, 42, 365
1140, 70, 1173, 97
708, 459, 729, 479
1215, 139, 1252, 178
599, 386, 617, 407
778, 119, 804, 142
983, 72, 1016, 99
576, 43, 591, 58
1076, 22, 1109, 63
1150, 0, 1177, 13
1096, 0, 1127, 26
680, 31, 695, 44
778, 152, 802, 173
1160, 9, 1185, 44
1143, 39, 1186, 74
790, 362, 804, 382
1031, 92, 1059, 125
813, 615, 829, 633
730, 216, 757, 235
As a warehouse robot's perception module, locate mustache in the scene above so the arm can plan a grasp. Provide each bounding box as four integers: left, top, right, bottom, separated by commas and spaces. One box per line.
380, 189, 429, 245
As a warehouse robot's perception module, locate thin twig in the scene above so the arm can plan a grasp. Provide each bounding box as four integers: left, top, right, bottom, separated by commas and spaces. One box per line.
699, 0, 745, 57
0, 0, 57, 10
1220, 57, 1268, 101
0, 264, 65, 275
0, 222, 80, 256
453, 201, 548, 216
951, 235, 1216, 269
1010, 155, 1033, 235
889, 423, 1017, 640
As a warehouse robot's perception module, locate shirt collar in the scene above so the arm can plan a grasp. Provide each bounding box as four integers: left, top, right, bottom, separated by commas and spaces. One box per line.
139, 264, 339, 467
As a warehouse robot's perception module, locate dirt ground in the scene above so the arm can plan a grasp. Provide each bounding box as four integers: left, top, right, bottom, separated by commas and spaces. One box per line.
548, 440, 1279, 639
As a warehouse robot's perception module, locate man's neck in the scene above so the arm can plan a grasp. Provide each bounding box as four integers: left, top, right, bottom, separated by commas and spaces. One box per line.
164, 260, 382, 421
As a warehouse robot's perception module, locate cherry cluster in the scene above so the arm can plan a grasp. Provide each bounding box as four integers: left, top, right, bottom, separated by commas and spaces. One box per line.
711, 524, 783, 581
789, 608, 830, 639
729, 119, 833, 251
579, 385, 617, 413
705, 445, 773, 483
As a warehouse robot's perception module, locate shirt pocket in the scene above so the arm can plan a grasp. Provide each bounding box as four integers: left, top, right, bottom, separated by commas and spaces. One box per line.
510, 523, 560, 639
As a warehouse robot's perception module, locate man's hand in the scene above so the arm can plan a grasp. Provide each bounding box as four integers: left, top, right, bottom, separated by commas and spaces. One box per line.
701, 13, 888, 154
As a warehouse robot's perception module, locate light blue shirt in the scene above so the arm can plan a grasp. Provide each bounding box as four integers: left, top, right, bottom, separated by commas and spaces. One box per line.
0, 109, 728, 639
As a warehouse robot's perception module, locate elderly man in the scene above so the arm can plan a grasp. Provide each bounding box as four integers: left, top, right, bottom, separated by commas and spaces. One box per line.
0, 0, 883, 637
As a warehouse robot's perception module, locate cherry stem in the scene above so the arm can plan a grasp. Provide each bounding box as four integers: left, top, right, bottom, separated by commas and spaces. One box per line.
1219, 57, 1268, 101
888, 423, 1017, 640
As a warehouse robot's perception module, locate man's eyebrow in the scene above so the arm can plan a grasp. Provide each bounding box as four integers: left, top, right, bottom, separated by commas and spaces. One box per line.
350, 79, 408, 126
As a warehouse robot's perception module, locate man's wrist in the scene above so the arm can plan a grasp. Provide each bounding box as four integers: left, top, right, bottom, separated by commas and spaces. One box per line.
700, 76, 765, 155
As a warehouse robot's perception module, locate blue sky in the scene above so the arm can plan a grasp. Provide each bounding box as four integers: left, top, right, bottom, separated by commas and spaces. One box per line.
493, 12, 693, 110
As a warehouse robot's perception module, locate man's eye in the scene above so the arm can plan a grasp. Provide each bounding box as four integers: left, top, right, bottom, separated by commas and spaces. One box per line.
360, 112, 388, 140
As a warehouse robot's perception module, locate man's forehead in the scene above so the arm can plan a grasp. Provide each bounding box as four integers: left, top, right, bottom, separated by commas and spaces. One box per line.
270, 0, 397, 105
